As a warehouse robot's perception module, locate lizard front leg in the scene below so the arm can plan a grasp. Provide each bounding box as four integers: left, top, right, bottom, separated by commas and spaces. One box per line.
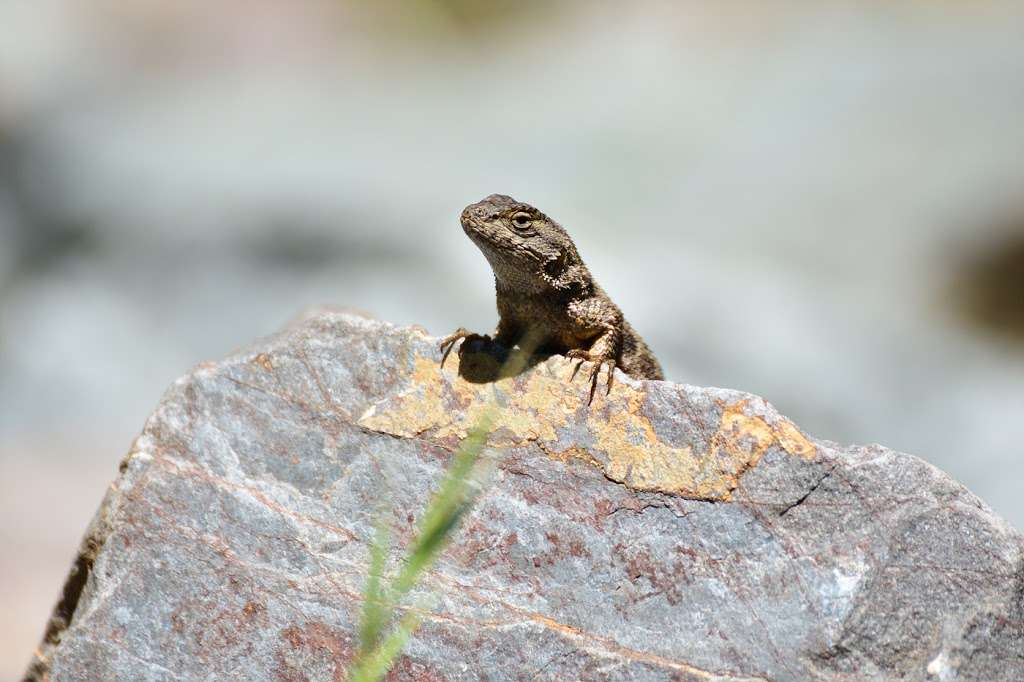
439, 318, 520, 369
567, 336, 618, 404
566, 300, 623, 404
439, 328, 484, 368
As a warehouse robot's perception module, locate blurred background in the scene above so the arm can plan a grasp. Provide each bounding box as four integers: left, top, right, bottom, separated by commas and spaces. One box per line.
2, 0, 1024, 675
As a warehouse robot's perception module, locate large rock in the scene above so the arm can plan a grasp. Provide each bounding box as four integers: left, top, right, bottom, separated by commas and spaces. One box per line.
27, 311, 1023, 681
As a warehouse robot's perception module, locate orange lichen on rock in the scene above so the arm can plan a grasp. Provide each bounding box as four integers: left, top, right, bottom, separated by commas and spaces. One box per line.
358, 353, 816, 500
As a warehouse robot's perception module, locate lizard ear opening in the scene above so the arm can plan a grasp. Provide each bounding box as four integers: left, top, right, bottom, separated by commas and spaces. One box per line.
544, 252, 566, 277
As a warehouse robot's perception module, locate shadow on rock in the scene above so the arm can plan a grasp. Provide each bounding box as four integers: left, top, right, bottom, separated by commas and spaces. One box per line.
453, 337, 550, 384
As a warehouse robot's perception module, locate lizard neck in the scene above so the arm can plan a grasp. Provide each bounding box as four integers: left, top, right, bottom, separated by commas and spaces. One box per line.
492, 265, 593, 301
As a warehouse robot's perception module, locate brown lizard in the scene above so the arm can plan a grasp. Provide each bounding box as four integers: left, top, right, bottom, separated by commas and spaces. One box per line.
440, 194, 664, 402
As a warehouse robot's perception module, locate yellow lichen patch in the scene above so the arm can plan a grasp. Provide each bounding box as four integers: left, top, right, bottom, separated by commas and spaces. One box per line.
773, 418, 817, 459
253, 353, 274, 371
360, 354, 570, 442
358, 353, 816, 500
716, 400, 816, 461
717, 401, 777, 464
587, 386, 705, 496
710, 401, 818, 485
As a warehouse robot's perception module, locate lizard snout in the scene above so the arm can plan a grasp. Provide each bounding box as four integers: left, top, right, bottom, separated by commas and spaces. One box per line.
460, 203, 489, 231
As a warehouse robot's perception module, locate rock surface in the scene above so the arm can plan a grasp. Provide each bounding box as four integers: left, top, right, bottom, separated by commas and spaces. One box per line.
28, 311, 1024, 681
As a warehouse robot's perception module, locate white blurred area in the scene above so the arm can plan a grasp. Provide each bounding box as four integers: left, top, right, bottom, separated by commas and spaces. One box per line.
3, 0, 1024, 674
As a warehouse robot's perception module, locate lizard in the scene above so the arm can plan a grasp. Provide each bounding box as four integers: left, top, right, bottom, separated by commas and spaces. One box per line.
440, 193, 664, 403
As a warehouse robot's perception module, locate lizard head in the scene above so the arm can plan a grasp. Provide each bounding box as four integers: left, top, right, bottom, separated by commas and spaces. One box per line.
460, 194, 581, 293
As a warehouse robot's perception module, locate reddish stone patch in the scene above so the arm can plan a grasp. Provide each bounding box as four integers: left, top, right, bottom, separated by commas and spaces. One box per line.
385, 654, 446, 682
275, 622, 447, 682
275, 622, 353, 682
612, 543, 691, 607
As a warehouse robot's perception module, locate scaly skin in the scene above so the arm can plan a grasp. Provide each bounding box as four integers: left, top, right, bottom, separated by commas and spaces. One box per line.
441, 194, 663, 402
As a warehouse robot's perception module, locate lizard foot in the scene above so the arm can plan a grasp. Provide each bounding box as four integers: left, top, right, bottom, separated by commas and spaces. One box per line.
439, 328, 491, 369
566, 349, 616, 405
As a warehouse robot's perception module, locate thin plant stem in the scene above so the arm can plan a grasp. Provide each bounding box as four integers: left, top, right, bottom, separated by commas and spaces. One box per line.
347, 330, 542, 681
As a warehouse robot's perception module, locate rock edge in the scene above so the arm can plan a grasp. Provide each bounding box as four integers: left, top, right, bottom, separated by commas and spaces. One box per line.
27, 311, 1024, 681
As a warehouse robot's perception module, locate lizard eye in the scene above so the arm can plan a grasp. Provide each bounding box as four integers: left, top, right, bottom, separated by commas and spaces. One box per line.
511, 212, 532, 229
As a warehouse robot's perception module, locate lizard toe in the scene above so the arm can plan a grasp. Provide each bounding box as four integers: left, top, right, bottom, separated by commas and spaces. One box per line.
439, 327, 471, 368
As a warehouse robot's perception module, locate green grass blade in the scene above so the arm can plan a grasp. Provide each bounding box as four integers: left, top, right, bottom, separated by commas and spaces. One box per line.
357, 524, 391, 658
348, 611, 423, 682
346, 331, 543, 680
391, 415, 492, 598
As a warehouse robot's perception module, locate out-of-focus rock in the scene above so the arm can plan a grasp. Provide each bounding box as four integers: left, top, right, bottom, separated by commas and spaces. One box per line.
27, 312, 1023, 681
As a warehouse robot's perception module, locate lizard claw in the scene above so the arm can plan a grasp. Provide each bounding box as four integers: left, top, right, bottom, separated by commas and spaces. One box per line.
566, 349, 589, 382
566, 350, 616, 405
439, 328, 469, 368
439, 328, 490, 369
569, 358, 586, 382
586, 358, 615, 405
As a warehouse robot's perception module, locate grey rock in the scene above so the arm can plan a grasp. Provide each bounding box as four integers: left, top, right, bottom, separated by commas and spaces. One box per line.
27, 311, 1024, 681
